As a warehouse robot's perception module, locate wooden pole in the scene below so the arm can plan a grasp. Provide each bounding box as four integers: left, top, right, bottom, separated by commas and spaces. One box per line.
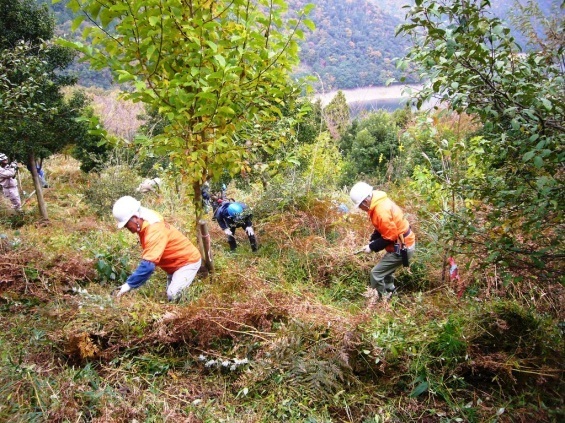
199, 219, 214, 274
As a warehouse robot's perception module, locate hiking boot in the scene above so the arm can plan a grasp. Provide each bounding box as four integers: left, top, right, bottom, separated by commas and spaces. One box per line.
386, 286, 397, 296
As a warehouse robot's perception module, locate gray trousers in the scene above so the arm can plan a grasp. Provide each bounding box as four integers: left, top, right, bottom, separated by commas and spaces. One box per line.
370, 246, 415, 295
3, 187, 21, 210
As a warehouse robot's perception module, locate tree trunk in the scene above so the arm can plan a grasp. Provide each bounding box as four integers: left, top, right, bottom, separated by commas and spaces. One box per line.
27, 152, 48, 222
199, 219, 214, 274
193, 180, 214, 273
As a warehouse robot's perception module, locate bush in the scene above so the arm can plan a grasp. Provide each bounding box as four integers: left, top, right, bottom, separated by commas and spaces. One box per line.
83, 165, 140, 217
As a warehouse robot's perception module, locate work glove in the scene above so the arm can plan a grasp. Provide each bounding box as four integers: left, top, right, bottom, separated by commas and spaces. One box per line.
224, 228, 233, 237
245, 226, 254, 236
116, 283, 131, 297
370, 230, 382, 241
9, 162, 18, 170
363, 244, 372, 253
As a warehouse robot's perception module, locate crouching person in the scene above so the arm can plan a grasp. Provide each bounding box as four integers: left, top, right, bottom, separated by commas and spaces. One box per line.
112, 196, 201, 301
213, 201, 258, 252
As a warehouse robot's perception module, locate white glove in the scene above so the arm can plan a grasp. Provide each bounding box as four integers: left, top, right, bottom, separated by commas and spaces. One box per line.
363, 244, 372, 253
245, 226, 255, 236
224, 228, 233, 237
116, 283, 131, 297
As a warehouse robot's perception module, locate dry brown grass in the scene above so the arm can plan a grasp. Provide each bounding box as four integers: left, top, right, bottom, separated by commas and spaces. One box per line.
0, 248, 95, 300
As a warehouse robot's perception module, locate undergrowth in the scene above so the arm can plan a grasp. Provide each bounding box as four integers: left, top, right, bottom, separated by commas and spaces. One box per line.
0, 156, 563, 422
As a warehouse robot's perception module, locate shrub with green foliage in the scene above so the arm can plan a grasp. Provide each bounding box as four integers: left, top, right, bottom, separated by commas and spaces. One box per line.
83, 164, 140, 217
340, 111, 400, 185
398, 0, 564, 283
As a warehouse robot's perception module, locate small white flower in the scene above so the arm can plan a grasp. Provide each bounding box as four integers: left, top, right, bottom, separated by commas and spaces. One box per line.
198, 354, 207, 361
221, 360, 230, 367
205, 360, 217, 367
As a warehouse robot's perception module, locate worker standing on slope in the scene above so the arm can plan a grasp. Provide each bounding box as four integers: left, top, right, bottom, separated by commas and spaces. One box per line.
0, 153, 22, 211
350, 181, 416, 301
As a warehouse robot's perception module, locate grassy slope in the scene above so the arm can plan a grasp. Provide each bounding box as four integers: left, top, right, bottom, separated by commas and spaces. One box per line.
0, 156, 563, 422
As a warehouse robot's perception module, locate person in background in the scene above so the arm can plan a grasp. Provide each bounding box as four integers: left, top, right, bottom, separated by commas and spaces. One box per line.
112, 196, 201, 301
26, 159, 49, 188
350, 181, 416, 301
201, 181, 211, 213
136, 177, 161, 194
213, 200, 258, 252
0, 153, 22, 211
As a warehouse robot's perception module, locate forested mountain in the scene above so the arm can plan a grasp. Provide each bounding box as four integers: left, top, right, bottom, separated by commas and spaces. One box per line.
40, 0, 558, 91
41, 0, 412, 90
289, 0, 412, 90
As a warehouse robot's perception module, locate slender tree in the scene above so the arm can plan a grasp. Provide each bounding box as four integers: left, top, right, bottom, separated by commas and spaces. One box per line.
61, 0, 314, 267
62, 0, 313, 207
324, 90, 350, 140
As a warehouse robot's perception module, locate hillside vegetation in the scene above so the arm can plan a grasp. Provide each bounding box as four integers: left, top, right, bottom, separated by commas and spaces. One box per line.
1, 0, 563, 421
41, 0, 558, 91
0, 154, 563, 422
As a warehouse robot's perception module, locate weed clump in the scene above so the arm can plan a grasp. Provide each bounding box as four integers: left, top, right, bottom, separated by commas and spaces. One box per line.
450, 301, 565, 401
234, 321, 359, 406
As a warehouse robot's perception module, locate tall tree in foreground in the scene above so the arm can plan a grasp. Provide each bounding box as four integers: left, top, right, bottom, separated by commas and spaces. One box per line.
0, 42, 50, 128
397, 0, 564, 281
0, 0, 94, 221
62, 0, 313, 211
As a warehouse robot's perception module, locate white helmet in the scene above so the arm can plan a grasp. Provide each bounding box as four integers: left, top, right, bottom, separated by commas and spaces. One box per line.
112, 196, 141, 228
350, 182, 373, 208
0, 153, 7, 162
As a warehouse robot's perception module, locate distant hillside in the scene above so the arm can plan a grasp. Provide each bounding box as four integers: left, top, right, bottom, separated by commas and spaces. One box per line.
368, 0, 556, 18
367, 0, 559, 49
290, 0, 413, 90
38, 0, 558, 92
39, 0, 411, 91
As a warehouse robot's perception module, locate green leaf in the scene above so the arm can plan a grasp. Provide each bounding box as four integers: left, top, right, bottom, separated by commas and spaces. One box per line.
522, 151, 535, 162
533, 156, 544, 168
116, 70, 134, 82
541, 98, 552, 110
303, 18, 315, 31
409, 381, 429, 398
207, 41, 218, 53
215, 54, 226, 67
71, 15, 85, 31
99, 8, 113, 27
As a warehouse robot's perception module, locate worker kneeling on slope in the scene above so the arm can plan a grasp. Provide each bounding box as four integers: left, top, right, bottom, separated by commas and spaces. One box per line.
112, 196, 201, 301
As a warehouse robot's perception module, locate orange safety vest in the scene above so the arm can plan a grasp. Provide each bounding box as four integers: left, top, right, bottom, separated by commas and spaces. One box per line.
367, 190, 415, 252
138, 221, 201, 274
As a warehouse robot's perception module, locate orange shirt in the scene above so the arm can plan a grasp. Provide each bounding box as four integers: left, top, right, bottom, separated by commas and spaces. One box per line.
367, 190, 415, 252
138, 221, 201, 274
